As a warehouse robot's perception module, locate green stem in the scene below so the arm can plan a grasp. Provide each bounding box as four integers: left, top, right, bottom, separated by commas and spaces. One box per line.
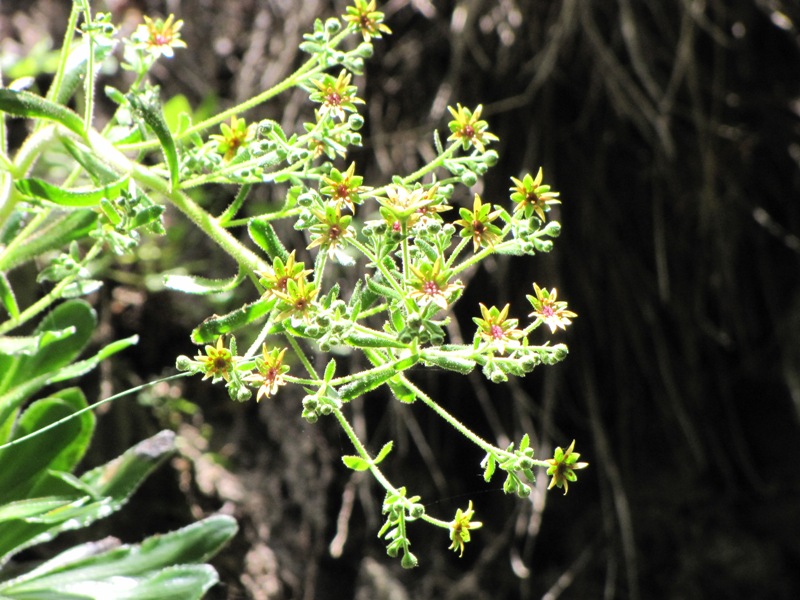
348, 238, 405, 297
285, 333, 317, 379
218, 184, 252, 225
400, 375, 509, 459
0, 372, 191, 452
45, 2, 81, 104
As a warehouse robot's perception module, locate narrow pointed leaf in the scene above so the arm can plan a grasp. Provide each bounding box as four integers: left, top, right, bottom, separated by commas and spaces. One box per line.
127, 92, 179, 189
0, 89, 85, 137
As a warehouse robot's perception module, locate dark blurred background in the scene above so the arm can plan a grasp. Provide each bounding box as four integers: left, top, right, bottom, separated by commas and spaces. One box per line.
3, 0, 800, 598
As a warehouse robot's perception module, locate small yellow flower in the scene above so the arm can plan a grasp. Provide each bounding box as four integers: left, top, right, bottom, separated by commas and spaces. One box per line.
244, 345, 290, 402
344, 0, 392, 41
133, 14, 187, 59
509, 168, 561, 221
448, 501, 483, 557
546, 440, 589, 495
527, 283, 577, 333
408, 258, 463, 311
194, 336, 234, 382
453, 194, 504, 252
447, 104, 498, 153
210, 116, 253, 161
473, 303, 524, 354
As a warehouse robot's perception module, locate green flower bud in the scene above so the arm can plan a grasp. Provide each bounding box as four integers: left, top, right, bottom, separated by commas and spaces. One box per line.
460, 171, 478, 187
387, 545, 399, 558
325, 17, 342, 33
426, 221, 442, 235
517, 483, 531, 498
348, 113, 365, 130
303, 395, 319, 411
542, 220, 561, 237
519, 456, 535, 471
316, 314, 331, 328
297, 192, 315, 207
320, 403, 333, 416
401, 551, 418, 569
355, 42, 374, 59
258, 119, 276, 135
302, 409, 318, 424
483, 149, 499, 166
175, 355, 194, 371
410, 504, 425, 519
533, 238, 553, 253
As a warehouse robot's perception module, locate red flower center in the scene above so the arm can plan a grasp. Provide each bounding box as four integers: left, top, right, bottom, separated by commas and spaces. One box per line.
490, 324, 504, 339
463, 125, 475, 138
540, 305, 555, 317
422, 280, 440, 295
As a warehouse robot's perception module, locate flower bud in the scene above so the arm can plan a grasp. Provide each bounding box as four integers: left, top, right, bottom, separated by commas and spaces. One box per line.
348, 114, 365, 131
319, 403, 333, 416
401, 551, 418, 569
355, 42, 374, 59
175, 355, 194, 371
302, 409, 319, 424
303, 395, 319, 411
460, 171, 478, 187
483, 149, 499, 166
542, 220, 561, 238
533, 238, 553, 253
325, 18, 342, 33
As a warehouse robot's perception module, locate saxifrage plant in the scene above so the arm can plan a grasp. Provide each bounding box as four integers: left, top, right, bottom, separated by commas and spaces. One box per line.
0, 0, 587, 581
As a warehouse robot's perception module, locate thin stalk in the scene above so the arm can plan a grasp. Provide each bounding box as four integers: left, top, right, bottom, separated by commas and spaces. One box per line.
45, 2, 82, 104
218, 184, 252, 225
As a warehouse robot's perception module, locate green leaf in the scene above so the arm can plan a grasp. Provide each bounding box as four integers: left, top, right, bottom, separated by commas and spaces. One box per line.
323, 358, 337, 383
163, 271, 244, 295
0, 210, 97, 272
191, 297, 276, 344
248, 217, 289, 262
15, 175, 129, 208
0, 272, 19, 319
0, 389, 93, 504
0, 497, 78, 523
342, 455, 370, 471
62, 137, 122, 185
421, 352, 476, 375
0, 89, 85, 137
374, 441, 393, 465
339, 363, 398, 402
127, 91, 179, 189
55, 30, 117, 105
345, 330, 408, 349
0, 516, 237, 599
387, 375, 417, 404
482, 453, 496, 482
